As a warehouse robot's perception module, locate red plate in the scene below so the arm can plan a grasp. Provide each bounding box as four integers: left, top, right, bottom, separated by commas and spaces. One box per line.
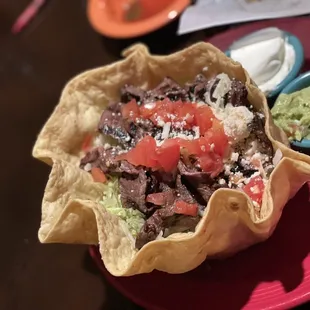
90, 182, 310, 310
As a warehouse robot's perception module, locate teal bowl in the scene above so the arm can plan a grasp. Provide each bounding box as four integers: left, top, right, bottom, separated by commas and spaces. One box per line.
225, 30, 304, 99
278, 71, 310, 150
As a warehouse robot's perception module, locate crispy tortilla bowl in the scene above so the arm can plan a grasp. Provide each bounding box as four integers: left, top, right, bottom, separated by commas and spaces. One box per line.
33, 42, 310, 277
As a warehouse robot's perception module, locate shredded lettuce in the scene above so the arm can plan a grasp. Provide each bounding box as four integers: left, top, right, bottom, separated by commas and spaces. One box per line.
99, 177, 145, 237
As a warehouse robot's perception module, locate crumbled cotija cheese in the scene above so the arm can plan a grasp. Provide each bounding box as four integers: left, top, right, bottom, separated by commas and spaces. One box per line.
224, 163, 232, 175
222, 106, 254, 142
204, 74, 254, 143
93, 135, 104, 147
230, 152, 239, 162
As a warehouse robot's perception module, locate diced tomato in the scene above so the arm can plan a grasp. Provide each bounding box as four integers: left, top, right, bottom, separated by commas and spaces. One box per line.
161, 98, 175, 114
139, 101, 158, 119
117, 136, 158, 168
199, 153, 223, 178
286, 123, 301, 138
194, 105, 214, 135
204, 119, 229, 156
144, 99, 175, 125
243, 176, 265, 205
91, 167, 107, 183
179, 139, 201, 155
161, 138, 181, 149
146, 193, 167, 206
161, 138, 201, 156
150, 109, 171, 125
82, 134, 93, 153
117, 136, 181, 172
174, 200, 198, 216
174, 102, 196, 128
197, 136, 212, 154
171, 100, 183, 115
121, 99, 140, 120
156, 143, 180, 172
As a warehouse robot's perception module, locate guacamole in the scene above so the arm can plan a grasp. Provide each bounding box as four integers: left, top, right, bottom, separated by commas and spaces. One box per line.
271, 86, 310, 141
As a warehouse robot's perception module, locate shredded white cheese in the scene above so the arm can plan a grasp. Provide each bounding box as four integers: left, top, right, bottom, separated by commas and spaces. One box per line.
84, 163, 92, 172
245, 140, 258, 156
161, 122, 171, 140
272, 148, 283, 166
212, 73, 232, 100
193, 126, 200, 139
156, 117, 165, 127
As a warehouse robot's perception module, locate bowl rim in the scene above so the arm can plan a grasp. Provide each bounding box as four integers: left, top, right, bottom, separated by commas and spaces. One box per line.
225, 29, 304, 98
87, 0, 190, 39
278, 70, 310, 148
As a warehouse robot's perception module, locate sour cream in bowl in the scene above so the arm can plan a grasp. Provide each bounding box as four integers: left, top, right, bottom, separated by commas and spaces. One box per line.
226, 27, 304, 99
271, 71, 310, 153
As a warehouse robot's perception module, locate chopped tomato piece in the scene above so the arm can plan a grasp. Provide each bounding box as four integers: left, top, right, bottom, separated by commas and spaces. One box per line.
117, 136, 180, 172
179, 139, 201, 155
118, 136, 158, 168
121, 99, 140, 120
199, 152, 223, 177
82, 134, 93, 153
161, 98, 175, 114
161, 138, 182, 149
204, 119, 229, 156
146, 99, 174, 125
161, 138, 201, 156
174, 200, 198, 216
174, 102, 196, 128
194, 105, 214, 135
91, 167, 107, 183
197, 136, 212, 154
139, 101, 157, 118
243, 176, 265, 205
146, 193, 167, 206
156, 143, 180, 172
150, 109, 170, 125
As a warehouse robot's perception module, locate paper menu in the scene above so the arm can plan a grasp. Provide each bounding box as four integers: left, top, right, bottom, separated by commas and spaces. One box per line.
178, 0, 310, 35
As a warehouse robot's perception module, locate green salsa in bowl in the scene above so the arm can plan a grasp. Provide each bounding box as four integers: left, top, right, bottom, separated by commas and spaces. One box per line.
271, 71, 310, 150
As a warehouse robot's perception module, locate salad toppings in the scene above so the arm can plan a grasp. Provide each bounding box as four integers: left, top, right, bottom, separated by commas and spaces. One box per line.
80, 73, 278, 250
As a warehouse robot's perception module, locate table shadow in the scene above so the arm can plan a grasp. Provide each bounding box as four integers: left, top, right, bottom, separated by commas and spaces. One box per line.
82, 249, 144, 310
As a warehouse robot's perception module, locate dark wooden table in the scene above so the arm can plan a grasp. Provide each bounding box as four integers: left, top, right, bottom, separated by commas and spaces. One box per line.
0, 1, 210, 309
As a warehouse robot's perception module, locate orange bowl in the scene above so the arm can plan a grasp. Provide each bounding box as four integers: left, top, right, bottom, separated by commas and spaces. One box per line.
87, 0, 191, 38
